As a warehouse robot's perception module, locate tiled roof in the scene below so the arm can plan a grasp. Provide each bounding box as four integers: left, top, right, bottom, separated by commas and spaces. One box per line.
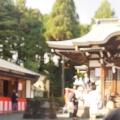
0, 58, 40, 76
47, 18, 120, 49
73, 18, 120, 46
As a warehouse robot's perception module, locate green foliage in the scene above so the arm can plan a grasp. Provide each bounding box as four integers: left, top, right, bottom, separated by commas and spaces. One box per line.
76, 72, 84, 78
0, 0, 47, 72
91, 0, 115, 24
24, 58, 39, 72
64, 60, 78, 88
16, 0, 26, 9
44, 0, 80, 41
42, 0, 81, 97
53, 97, 64, 103
80, 24, 90, 36
39, 60, 61, 96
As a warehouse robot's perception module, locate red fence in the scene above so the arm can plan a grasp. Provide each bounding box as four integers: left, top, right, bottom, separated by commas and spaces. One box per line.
0, 97, 26, 111
18, 98, 27, 111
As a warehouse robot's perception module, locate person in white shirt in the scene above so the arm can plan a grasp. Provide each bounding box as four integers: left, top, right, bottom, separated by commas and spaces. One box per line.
73, 75, 84, 86
83, 73, 91, 92
88, 83, 99, 120
73, 75, 79, 84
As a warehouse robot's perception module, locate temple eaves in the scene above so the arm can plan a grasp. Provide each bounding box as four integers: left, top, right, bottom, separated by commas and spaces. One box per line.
47, 18, 120, 50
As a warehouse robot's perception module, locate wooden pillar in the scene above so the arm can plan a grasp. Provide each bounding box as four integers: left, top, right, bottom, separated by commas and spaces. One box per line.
100, 66, 105, 106
61, 56, 65, 97
0, 79, 3, 96
112, 71, 117, 95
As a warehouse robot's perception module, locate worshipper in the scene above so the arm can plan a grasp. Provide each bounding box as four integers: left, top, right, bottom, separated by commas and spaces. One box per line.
70, 85, 79, 120
63, 87, 73, 113
82, 73, 91, 92
73, 75, 84, 86
88, 83, 99, 120
73, 75, 79, 84
12, 90, 18, 110
77, 86, 84, 107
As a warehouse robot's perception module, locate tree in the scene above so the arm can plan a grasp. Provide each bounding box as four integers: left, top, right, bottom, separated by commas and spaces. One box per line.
0, 0, 23, 59
80, 24, 90, 36
91, 0, 115, 24
16, 0, 26, 9
43, 0, 81, 97
0, 0, 47, 72
45, 0, 80, 41
15, 7, 48, 71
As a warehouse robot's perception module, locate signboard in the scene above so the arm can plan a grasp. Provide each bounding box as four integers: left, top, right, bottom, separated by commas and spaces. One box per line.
18, 82, 23, 91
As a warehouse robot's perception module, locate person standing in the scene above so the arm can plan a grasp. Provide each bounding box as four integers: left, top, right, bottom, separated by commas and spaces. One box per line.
12, 90, 18, 110
63, 88, 73, 113
70, 85, 79, 120
83, 73, 91, 92
88, 83, 99, 120
73, 75, 79, 84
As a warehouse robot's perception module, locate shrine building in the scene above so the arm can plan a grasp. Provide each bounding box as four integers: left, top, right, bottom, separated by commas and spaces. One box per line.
47, 18, 120, 107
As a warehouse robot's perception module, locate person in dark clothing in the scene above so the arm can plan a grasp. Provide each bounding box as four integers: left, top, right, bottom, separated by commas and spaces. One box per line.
70, 85, 79, 120
12, 90, 18, 110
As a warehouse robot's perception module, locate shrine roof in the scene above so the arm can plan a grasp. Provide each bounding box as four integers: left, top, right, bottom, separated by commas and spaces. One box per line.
47, 18, 120, 49
0, 58, 41, 77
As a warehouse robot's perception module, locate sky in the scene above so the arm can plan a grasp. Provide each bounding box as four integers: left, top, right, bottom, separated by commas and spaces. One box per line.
26, 0, 120, 24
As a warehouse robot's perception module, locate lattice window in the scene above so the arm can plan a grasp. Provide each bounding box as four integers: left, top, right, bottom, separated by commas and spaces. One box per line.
117, 69, 120, 81
106, 69, 112, 81
90, 70, 94, 80
90, 69, 99, 82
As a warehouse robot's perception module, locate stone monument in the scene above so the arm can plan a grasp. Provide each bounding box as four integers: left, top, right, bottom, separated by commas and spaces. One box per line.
23, 98, 57, 119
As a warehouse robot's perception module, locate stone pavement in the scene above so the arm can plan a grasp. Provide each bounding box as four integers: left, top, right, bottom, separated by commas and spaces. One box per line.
0, 111, 105, 120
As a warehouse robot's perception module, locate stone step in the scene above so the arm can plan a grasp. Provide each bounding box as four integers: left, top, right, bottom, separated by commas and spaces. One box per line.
55, 107, 63, 111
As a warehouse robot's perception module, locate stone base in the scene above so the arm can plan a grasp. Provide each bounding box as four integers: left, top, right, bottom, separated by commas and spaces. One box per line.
77, 107, 89, 118
23, 98, 57, 119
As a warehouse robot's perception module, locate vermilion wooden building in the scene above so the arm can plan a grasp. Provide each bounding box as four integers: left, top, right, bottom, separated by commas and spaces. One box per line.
47, 18, 120, 107
0, 58, 40, 111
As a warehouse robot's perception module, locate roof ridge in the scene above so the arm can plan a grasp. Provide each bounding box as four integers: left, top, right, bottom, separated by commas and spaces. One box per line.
95, 18, 120, 24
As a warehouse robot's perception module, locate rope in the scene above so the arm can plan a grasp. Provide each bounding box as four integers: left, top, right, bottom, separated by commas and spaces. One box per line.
104, 60, 120, 70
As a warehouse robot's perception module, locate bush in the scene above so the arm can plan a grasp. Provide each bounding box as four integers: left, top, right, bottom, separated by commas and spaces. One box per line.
51, 97, 64, 107
53, 97, 64, 102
